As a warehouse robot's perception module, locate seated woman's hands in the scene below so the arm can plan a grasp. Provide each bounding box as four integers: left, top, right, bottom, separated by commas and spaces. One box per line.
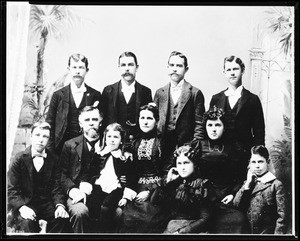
166, 167, 180, 183
135, 190, 150, 203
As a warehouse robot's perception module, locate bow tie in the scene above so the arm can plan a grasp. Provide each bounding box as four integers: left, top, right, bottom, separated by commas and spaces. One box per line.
32, 152, 47, 158
171, 85, 181, 91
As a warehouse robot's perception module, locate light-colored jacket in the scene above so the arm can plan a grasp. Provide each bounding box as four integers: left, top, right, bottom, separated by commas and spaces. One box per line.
233, 171, 288, 234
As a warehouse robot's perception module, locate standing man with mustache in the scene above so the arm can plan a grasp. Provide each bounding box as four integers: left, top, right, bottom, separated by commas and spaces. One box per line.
46, 54, 103, 156
209, 56, 265, 163
154, 51, 205, 172
60, 106, 103, 233
102, 51, 152, 145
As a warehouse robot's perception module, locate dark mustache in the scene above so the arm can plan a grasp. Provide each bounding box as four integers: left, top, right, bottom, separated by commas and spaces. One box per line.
122, 73, 133, 77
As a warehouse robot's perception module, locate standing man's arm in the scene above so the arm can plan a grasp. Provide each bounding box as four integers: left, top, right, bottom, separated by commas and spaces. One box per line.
193, 89, 205, 141
45, 92, 59, 153
145, 88, 153, 104
252, 95, 265, 146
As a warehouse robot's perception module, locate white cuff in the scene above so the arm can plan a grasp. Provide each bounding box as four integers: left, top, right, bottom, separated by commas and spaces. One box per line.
79, 182, 93, 195
122, 187, 137, 201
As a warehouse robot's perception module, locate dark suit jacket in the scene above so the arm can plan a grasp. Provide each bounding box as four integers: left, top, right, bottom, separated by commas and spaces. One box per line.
209, 87, 265, 151
102, 80, 152, 128
154, 80, 205, 145
46, 83, 103, 153
7, 147, 65, 213
60, 134, 96, 194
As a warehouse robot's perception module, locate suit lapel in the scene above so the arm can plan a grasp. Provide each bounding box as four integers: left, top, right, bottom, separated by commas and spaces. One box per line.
43, 150, 54, 181
251, 182, 271, 196
24, 147, 34, 186
217, 91, 227, 111
160, 84, 170, 119
176, 80, 192, 119
75, 135, 84, 161
135, 82, 142, 120
112, 82, 120, 115
61, 85, 71, 118
236, 88, 250, 116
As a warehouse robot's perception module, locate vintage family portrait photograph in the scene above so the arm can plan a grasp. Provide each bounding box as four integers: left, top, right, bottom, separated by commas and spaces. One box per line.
4, 2, 297, 239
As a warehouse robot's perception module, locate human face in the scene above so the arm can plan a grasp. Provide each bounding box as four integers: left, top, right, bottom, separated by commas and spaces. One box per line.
223, 61, 243, 89
168, 55, 188, 84
105, 130, 122, 152
249, 154, 268, 177
206, 118, 224, 140
139, 109, 156, 133
176, 153, 195, 179
30, 128, 50, 153
79, 109, 102, 139
68, 58, 88, 88
119, 56, 138, 84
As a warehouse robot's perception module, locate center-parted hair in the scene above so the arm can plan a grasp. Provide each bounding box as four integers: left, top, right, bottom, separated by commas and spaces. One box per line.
101, 123, 126, 151
251, 145, 270, 162
31, 121, 51, 134
118, 51, 138, 66
139, 102, 159, 122
168, 51, 188, 69
223, 55, 245, 73
68, 54, 89, 69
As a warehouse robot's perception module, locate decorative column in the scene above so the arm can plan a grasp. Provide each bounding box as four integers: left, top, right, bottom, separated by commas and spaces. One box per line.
249, 48, 265, 94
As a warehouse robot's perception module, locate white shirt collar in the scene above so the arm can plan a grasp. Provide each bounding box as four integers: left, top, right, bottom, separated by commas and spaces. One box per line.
170, 79, 184, 89
31, 148, 47, 158
224, 85, 243, 96
121, 80, 136, 92
70, 81, 87, 94
257, 171, 276, 183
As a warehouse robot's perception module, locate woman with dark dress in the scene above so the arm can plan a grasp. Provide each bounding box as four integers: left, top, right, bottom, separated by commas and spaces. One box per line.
152, 144, 212, 234
118, 103, 166, 233
199, 106, 248, 233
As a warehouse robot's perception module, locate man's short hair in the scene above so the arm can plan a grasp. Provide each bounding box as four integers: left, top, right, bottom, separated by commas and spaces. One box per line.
168, 51, 188, 69
223, 55, 245, 73
118, 51, 138, 66
68, 54, 89, 69
251, 145, 270, 162
31, 121, 51, 134
79, 106, 104, 119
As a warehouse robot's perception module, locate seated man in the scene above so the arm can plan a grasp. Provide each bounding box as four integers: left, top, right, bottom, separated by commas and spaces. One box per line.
60, 105, 104, 233
7, 122, 69, 233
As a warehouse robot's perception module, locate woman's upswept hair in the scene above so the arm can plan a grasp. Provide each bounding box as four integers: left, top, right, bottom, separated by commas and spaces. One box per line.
203, 105, 225, 123
139, 102, 159, 122
173, 142, 201, 171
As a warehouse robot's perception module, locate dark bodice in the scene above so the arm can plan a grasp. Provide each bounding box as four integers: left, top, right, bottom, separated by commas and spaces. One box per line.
199, 139, 245, 202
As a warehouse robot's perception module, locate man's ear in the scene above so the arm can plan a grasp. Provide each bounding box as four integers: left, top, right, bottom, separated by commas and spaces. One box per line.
185, 67, 189, 72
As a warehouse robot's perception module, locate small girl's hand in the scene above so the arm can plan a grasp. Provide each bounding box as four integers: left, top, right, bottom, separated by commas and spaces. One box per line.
118, 198, 127, 207
124, 152, 133, 161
